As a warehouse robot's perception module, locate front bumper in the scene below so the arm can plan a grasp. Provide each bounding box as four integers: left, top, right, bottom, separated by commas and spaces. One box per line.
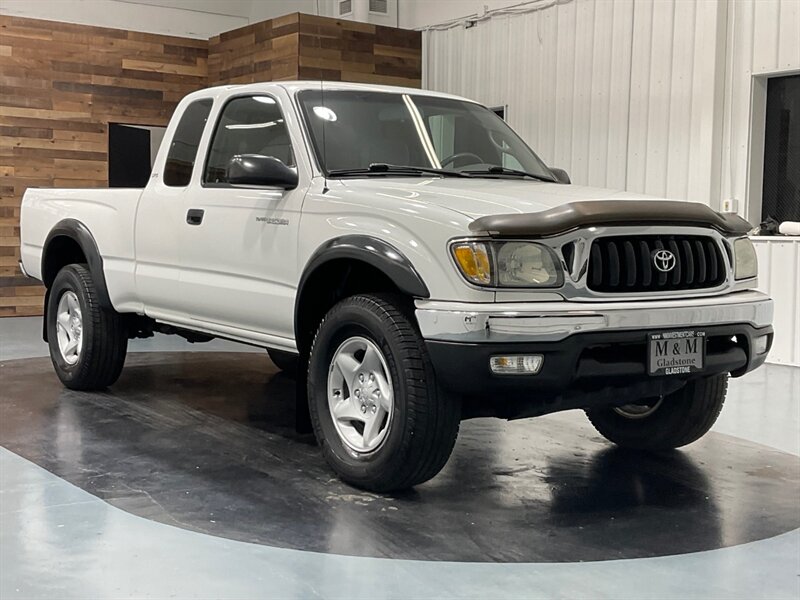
416, 291, 774, 419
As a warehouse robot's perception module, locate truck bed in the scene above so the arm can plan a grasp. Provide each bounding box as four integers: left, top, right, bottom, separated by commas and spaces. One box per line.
20, 188, 144, 309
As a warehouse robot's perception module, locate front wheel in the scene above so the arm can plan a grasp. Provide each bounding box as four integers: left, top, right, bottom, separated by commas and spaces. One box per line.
307, 294, 460, 492
586, 374, 728, 450
46, 264, 128, 391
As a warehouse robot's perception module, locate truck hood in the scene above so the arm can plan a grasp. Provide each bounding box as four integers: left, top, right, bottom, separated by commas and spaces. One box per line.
338, 177, 661, 220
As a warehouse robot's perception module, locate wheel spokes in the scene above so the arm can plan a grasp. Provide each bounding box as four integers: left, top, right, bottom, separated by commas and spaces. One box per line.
361, 409, 385, 447
373, 373, 393, 412
327, 335, 394, 453
66, 293, 79, 313
332, 398, 365, 423
55, 291, 83, 365
63, 338, 79, 356
360, 344, 384, 374
334, 351, 361, 393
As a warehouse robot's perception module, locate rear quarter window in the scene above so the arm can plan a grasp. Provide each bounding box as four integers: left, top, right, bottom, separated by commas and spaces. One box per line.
163, 99, 213, 187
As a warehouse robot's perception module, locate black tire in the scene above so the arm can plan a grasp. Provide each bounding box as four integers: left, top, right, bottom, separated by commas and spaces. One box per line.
46, 264, 128, 391
307, 294, 460, 492
586, 374, 728, 450
267, 348, 299, 376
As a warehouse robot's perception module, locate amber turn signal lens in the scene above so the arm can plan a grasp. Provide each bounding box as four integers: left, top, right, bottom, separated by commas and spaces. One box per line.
452, 242, 492, 285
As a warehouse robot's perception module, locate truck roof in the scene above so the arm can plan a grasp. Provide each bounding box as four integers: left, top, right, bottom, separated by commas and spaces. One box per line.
182, 80, 474, 104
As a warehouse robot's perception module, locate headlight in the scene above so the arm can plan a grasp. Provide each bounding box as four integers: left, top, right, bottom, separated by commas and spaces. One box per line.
451, 241, 562, 288
733, 237, 758, 280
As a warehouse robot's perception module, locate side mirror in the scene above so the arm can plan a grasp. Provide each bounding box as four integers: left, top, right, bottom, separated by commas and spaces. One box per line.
550, 167, 571, 184
227, 154, 298, 189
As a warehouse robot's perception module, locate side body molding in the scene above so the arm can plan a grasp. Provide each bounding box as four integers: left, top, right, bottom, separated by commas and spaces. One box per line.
42, 218, 112, 309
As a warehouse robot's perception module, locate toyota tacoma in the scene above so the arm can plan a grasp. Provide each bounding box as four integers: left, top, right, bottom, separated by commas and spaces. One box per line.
19, 82, 774, 492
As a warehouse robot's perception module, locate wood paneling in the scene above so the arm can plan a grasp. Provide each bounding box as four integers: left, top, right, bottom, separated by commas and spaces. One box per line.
1, 13, 421, 316
296, 14, 422, 87
208, 13, 421, 87
208, 13, 301, 84
0, 15, 208, 316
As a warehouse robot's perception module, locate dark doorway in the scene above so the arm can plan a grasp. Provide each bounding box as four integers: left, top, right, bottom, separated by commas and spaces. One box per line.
108, 124, 166, 188
761, 74, 800, 224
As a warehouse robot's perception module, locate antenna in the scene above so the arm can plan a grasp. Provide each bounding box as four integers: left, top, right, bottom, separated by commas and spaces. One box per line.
320, 79, 329, 194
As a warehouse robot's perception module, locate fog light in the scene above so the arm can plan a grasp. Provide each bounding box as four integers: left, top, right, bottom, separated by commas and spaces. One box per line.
490, 354, 543, 375
754, 335, 769, 355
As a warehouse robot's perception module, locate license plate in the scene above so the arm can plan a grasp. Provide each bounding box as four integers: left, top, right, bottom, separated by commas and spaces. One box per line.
648, 330, 705, 376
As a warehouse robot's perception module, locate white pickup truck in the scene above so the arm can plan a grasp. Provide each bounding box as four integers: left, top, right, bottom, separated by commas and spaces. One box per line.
20, 81, 774, 492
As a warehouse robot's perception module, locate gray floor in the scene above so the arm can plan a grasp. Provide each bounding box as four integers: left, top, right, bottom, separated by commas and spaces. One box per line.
1, 317, 799, 599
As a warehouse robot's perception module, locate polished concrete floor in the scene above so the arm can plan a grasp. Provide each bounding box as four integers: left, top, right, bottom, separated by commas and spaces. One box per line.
1, 316, 799, 598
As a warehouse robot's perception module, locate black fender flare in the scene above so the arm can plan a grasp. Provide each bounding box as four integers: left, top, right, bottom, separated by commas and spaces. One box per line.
42, 219, 112, 310
294, 235, 430, 337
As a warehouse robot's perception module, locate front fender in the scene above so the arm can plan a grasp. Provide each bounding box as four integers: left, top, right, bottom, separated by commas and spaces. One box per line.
300, 235, 430, 299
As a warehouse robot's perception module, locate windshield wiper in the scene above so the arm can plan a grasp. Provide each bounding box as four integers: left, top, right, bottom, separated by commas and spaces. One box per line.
328, 163, 472, 178
462, 166, 557, 183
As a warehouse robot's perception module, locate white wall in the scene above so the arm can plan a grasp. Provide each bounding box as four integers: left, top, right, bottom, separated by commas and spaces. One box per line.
424, 0, 732, 202
754, 237, 800, 367
399, 0, 524, 29
249, 0, 318, 22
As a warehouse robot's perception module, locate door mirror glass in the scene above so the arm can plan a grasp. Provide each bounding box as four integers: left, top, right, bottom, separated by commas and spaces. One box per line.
550, 167, 571, 184
227, 154, 298, 189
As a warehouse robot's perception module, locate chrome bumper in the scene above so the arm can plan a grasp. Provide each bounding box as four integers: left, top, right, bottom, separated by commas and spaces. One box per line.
415, 290, 774, 343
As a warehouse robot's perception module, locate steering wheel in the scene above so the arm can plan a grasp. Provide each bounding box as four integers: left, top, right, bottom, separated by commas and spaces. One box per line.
440, 152, 485, 168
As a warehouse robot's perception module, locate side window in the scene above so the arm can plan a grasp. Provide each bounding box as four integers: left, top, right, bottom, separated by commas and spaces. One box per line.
204, 96, 295, 185
163, 99, 213, 187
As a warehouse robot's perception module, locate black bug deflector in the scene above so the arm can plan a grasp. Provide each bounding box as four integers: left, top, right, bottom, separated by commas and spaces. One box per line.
469, 200, 753, 238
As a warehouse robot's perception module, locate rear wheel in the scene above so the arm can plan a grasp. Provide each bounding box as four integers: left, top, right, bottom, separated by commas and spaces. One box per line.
307, 294, 460, 492
586, 374, 728, 450
267, 348, 299, 376
46, 264, 128, 390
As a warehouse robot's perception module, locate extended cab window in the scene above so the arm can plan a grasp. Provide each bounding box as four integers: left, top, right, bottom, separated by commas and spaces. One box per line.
204, 95, 295, 185
163, 99, 213, 187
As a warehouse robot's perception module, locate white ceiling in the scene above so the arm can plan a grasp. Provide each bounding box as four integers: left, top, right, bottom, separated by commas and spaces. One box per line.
115, 0, 252, 17
114, 0, 326, 21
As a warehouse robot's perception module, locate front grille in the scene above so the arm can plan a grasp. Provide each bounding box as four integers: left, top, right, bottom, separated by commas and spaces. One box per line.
587, 235, 727, 293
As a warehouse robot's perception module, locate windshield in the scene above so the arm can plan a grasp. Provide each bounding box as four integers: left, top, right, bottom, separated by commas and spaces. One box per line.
297, 89, 554, 180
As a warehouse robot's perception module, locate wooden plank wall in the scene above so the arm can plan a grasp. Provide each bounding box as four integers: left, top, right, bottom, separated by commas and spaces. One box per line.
296, 14, 422, 87
1, 13, 421, 317
0, 15, 208, 316
208, 13, 422, 87
208, 13, 299, 84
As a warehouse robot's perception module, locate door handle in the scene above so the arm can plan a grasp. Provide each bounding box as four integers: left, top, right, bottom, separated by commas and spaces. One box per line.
186, 209, 204, 226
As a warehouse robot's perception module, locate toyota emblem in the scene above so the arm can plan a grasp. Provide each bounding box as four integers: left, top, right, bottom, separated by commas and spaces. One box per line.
653, 249, 677, 273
